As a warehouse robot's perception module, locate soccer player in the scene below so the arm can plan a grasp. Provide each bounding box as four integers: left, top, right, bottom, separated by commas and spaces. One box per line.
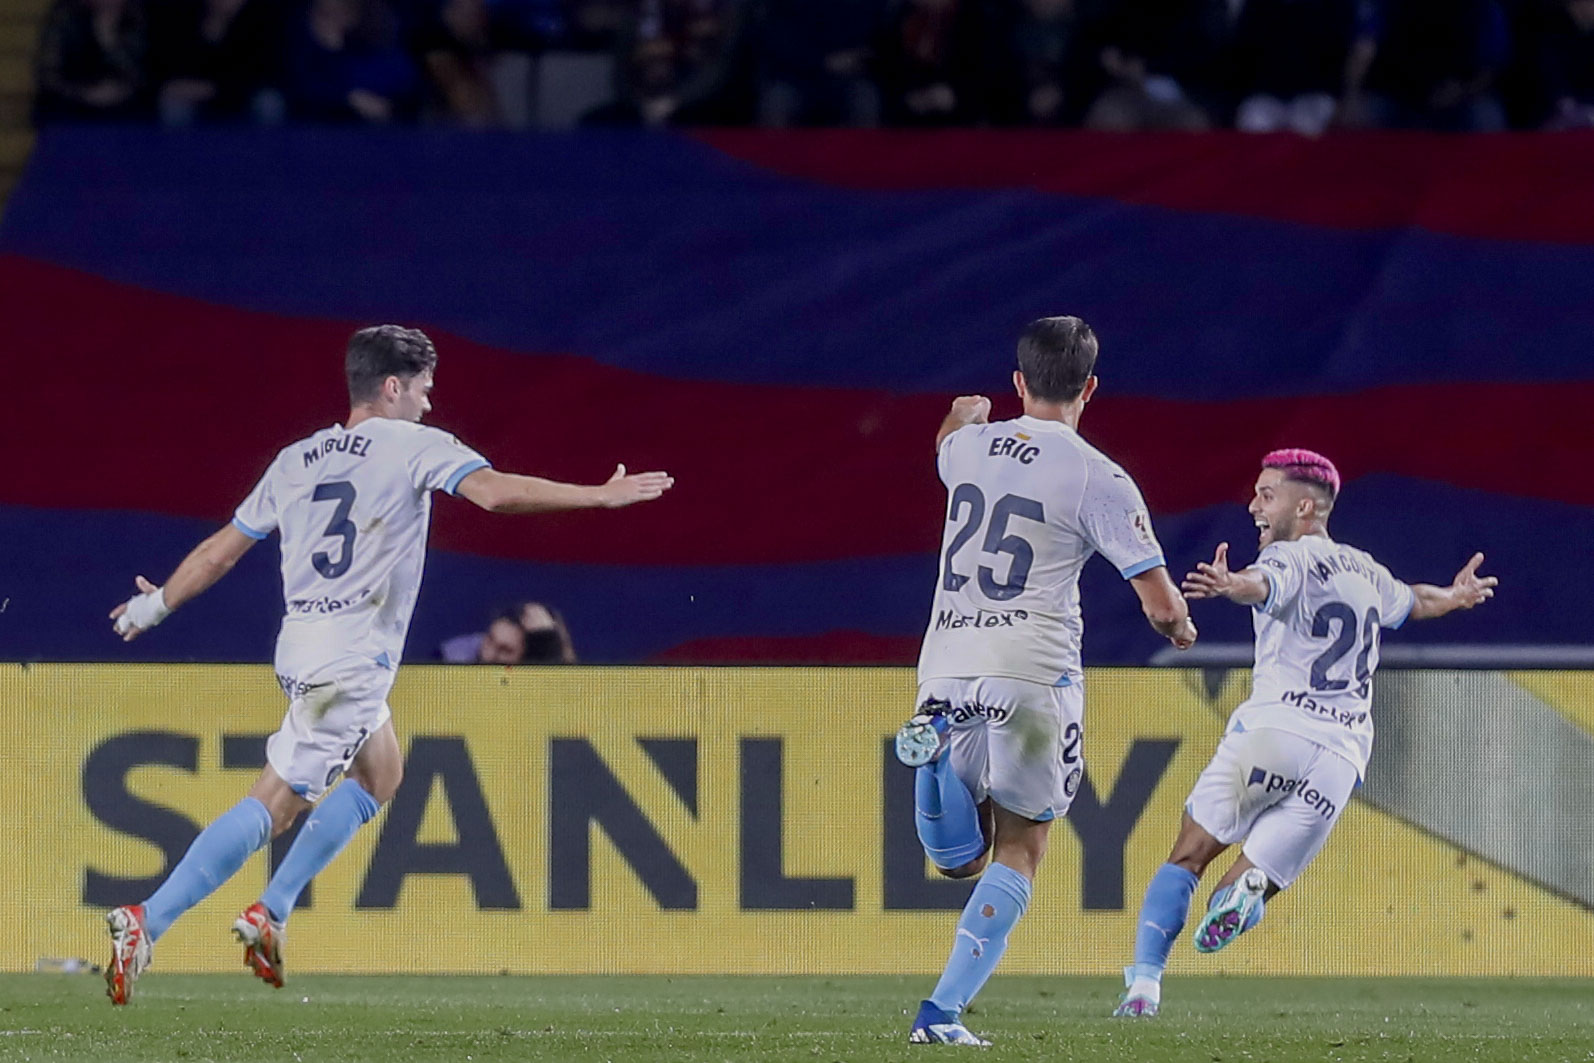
895, 316, 1198, 1045
102, 325, 673, 1004
1112, 449, 1496, 1018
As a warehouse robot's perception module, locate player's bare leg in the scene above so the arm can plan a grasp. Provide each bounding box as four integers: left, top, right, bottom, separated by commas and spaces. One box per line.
1115, 814, 1229, 1017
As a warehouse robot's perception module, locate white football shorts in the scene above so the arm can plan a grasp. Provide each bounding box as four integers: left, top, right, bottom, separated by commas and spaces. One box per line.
1184, 725, 1358, 888
268, 639, 394, 802
916, 676, 1085, 823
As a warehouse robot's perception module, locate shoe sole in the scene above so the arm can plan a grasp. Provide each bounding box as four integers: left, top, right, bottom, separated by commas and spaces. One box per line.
104, 909, 143, 1006
234, 918, 285, 988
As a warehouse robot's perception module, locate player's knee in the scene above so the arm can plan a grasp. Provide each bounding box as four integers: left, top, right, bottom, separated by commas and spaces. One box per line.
937, 851, 990, 879
361, 765, 401, 805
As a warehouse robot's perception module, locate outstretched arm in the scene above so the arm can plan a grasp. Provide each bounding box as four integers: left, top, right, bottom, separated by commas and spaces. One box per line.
935, 395, 991, 450
109, 524, 258, 642
1130, 566, 1198, 649
456, 463, 673, 515
1408, 552, 1497, 621
1181, 542, 1269, 606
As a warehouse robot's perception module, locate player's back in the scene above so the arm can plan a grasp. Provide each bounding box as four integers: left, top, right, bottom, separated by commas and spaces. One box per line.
917, 416, 1164, 687
1238, 535, 1414, 772
233, 418, 488, 666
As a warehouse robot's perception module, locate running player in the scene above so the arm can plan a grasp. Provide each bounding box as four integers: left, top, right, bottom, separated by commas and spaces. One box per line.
1112, 448, 1496, 1018
103, 325, 673, 1004
895, 316, 1198, 1045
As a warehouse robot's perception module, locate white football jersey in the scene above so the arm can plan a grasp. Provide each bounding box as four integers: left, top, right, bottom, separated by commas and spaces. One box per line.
917, 416, 1166, 687
1229, 535, 1415, 776
232, 418, 490, 667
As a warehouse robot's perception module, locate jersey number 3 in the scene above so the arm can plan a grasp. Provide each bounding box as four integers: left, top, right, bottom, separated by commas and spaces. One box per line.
941, 484, 1045, 601
311, 480, 358, 579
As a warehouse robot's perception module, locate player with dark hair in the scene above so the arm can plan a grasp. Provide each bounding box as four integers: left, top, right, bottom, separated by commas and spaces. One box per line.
1113, 448, 1496, 1018
102, 325, 673, 1004
896, 316, 1198, 1044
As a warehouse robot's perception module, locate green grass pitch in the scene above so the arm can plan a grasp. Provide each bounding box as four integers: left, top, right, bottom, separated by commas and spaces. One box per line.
0, 974, 1587, 1062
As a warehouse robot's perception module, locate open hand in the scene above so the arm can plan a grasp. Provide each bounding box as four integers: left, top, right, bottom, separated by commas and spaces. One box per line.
599, 463, 675, 508
1450, 552, 1497, 609
1182, 542, 1235, 600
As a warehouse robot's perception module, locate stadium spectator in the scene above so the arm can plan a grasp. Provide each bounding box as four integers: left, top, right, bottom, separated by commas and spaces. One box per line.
586, 0, 752, 127
563, 0, 630, 51
413, 0, 505, 125
1355, 0, 1510, 131
517, 600, 578, 663
989, 0, 1092, 126
1525, 0, 1594, 128
875, 0, 987, 126
438, 600, 576, 663
1231, 0, 1373, 135
1081, 0, 1229, 131
148, 0, 284, 126
34, 0, 150, 123
282, 0, 422, 124
756, 0, 884, 127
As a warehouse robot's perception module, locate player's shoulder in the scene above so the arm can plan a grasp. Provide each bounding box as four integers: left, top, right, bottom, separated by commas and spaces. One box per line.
360, 418, 464, 451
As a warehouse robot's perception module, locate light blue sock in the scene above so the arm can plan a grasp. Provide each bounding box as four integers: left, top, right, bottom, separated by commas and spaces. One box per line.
914, 756, 985, 869
260, 781, 381, 923
927, 862, 1032, 1015
1131, 863, 1200, 981
142, 797, 272, 940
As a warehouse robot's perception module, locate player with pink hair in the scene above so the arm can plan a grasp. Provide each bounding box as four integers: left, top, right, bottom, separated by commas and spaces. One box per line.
1112, 448, 1497, 1018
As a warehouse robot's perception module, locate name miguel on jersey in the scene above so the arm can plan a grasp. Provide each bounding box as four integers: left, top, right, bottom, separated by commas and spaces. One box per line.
303, 434, 373, 468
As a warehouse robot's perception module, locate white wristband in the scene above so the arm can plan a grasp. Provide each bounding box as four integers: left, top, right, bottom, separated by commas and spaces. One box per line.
116, 587, 171, 635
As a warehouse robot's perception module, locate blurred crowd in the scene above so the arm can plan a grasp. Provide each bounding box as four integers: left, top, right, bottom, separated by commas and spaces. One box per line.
35, 0, 1594, 132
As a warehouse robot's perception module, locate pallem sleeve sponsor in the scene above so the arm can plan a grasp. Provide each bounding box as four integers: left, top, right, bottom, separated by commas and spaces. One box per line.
405, 427, 491, 496
1075, 462, 1165, 579
231, 461, 280, 541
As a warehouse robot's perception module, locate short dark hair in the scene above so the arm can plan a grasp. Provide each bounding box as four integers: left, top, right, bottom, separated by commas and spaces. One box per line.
1016, 316, 1098, 402
346, 325, 438, 404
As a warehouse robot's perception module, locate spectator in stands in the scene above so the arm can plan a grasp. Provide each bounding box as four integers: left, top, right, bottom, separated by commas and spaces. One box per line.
1526, 0, 1594, 128
283, 0, 421, 123
149, 0, 283, 126
1354, 0, 1509, 131
563, 0, 629, 51
588, 0, 751, 126
875, 0, 986, 126
414, 0, 504, 125
1230, 0, 1373, 135
1081, 0, 1228, 131
438, 600, 577, 663
756, 0, 884, 127
35, 0, 150, 122
518, 600, 578, 663
993, 0, 1090, 126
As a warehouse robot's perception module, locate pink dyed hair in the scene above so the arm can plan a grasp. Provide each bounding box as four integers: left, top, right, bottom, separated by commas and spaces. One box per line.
1262, 448, 1341, 498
